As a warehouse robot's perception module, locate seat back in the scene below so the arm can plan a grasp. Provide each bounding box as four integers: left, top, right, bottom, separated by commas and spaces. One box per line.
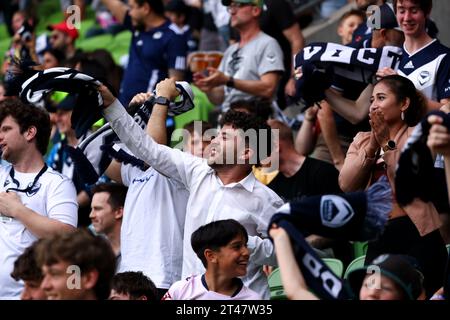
344, 255, 366, 279
352, 241, 368, 259
268, 268, 288, 300
322, 258, 344, 278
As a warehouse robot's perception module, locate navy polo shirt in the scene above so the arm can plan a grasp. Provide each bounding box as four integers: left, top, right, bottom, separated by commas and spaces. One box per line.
119, 13, 188, 106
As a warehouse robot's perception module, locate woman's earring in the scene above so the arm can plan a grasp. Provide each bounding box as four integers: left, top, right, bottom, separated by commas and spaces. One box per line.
401, 111, 405, 121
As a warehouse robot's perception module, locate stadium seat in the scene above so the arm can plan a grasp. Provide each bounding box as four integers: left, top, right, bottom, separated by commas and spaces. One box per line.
77, 34, 113, 52
343, 255, 366, 279
0, 24, 9, 40
0, 38, 11, 68
268, 268, 288, 300
114, 30, 132, 44
78, 19, 96, 40
352, 241, 368, 259
268, 258, 344, 300
323, 258, 344, 278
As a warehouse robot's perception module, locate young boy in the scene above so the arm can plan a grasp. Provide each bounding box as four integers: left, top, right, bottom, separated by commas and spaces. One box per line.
162, 219, 261, 300
36, 229, 116, 300
337, 9, 366, 45
109, 271, 158, 300
10, 240, 47, 300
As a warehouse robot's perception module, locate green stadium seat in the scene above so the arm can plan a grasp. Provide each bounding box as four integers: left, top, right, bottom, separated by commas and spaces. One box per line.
268, 268, 288, 300
114, 30, 132, 44
322, 258, 344, 278
0, 23, 9, 40
77, 34, 113, 52
0, 38, 11, 68
352, 241, 368, 259
78, 19, 96, 40
36, 12, 65, 33
268, 258, 344, 300
344, 255, 366, 279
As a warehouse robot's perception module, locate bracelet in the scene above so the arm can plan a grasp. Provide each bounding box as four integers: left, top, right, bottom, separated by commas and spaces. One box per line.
304, 116, 316, 122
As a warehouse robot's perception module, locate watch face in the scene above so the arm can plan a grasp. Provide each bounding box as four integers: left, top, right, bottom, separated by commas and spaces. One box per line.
155, 97, 170, 106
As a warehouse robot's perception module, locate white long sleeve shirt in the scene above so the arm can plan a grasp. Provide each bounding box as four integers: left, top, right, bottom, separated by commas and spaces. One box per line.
104, 100, 284, 299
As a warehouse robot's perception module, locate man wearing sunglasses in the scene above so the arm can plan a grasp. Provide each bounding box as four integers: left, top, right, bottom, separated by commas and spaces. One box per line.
194, 0, 284, 115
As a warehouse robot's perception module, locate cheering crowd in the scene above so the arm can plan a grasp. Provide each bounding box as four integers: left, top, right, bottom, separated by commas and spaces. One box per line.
0, 0, 449, 301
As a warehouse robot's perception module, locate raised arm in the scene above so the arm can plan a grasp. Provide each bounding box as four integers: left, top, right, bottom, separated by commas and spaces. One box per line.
99, 0, 129, 24
269, 225, 319, 300
324, 84, 373, 125
104, 91, 168, 183
318, 102, 346, 171
295, 105, 319, 155
99, 81, 203, 187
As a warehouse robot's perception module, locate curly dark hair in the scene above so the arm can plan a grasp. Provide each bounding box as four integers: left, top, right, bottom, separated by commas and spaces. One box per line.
219, 110, 273, 166
0, 98, 50, 155
36, 229, 116, 300
111, 272, 158, 300
376, 75, 427, 127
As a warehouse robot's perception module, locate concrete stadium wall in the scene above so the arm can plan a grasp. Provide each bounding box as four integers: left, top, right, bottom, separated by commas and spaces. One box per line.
303, 0, 450, 47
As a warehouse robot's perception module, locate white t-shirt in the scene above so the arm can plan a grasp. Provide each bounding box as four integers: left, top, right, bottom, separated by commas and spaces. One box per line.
162, 274, 261, 300
118, 164, 188, 289
0, 165, 78, 299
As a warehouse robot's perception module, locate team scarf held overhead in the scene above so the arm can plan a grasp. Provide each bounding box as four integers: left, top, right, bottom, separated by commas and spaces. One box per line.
19, 67, 105, 138
67, 82, 195, 185
270, 176, 392, 300
293, 42, 403, 107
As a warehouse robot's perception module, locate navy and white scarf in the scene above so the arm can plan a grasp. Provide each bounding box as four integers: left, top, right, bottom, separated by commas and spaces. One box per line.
295, 42, 403, 83
270, 176, 392, 300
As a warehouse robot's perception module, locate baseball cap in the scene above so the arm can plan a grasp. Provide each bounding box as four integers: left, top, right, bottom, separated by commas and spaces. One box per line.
221, 0, 263, 8
347, 254, 424, 300
368, 3, 402, 31
47, 20, 79, 40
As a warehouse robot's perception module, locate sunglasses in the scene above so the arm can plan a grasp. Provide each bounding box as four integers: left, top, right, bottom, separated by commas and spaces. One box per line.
227, 2, 254, 12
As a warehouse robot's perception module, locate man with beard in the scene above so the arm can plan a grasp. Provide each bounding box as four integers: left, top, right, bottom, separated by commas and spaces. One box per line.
99, 0, 188, 106
98, 78, 284, 299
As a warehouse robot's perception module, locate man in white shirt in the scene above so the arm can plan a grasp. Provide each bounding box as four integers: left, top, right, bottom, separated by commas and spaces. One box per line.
99, 78, 284, 299
0, 98, 78, 299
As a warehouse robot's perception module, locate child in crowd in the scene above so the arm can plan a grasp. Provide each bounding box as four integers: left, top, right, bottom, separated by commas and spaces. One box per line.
109, 271, 158, 300
337, 9, 365, 45
162, 219, 261, 300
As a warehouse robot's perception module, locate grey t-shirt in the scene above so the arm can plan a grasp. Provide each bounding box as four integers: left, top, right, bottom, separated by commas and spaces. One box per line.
219, 32, 284, 111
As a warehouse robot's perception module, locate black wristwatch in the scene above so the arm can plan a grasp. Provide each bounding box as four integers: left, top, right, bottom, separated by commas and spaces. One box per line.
226, 76, 234, 88
382, 140, 396, 152
154, 96, 171, 106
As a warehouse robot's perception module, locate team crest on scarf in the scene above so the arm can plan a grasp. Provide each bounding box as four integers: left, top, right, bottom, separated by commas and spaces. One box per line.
320, 195, 354, 228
